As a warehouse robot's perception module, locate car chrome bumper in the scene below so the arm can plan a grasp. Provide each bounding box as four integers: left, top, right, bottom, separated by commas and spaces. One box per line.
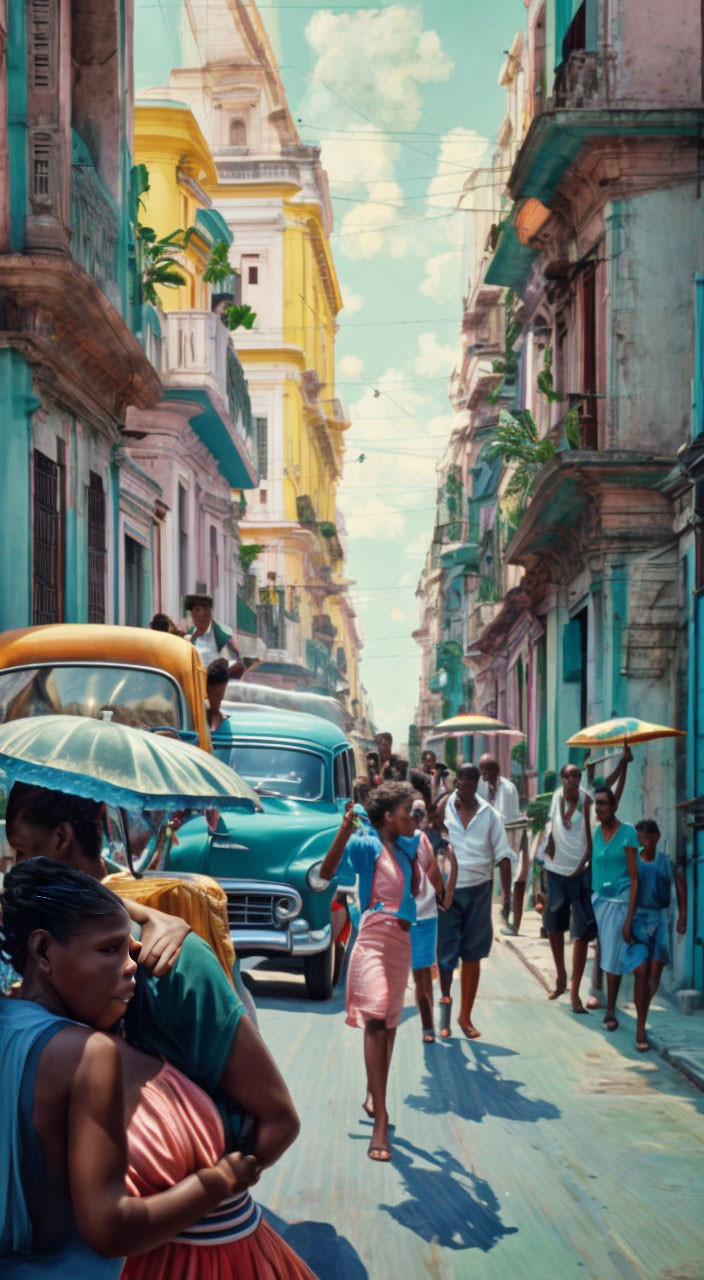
231, 922, 332, 956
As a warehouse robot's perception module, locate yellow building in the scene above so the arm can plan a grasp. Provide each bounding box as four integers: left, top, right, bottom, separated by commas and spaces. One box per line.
140, 0, 365, 724
124, 99, 257, 632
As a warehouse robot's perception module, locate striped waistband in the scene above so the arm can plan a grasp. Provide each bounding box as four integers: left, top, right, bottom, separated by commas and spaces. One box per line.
174, 1191, 261, 1247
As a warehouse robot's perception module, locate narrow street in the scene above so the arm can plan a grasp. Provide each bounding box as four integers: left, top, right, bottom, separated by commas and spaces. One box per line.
250, 942, 704, 1280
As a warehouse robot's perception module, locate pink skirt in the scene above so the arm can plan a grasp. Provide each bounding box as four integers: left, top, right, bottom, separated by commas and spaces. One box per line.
345, 912, 411, 1029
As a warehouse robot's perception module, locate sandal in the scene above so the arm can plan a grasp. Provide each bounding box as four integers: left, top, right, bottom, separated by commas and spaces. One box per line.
422, 1029, 435, 1044
439, 997, 452, 1039
603, 1014, 619, 1032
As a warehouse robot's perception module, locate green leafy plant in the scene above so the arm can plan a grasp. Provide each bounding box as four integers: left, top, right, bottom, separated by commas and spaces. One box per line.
221, 303, 257, 332
525, 792, 552, 834
486, 408, 557, 502
536, 347, 563, 404
203, 238, 234, 285
563, 406, 582, 448
317, 521, 337, 538
240, 543, 265, 573
130, 164, 195, 306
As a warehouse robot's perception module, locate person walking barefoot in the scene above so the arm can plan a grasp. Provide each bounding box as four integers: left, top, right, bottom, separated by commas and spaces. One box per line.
623, 820, 687, 1052
436, 765, 515, 1040
409, 798, 453, 1042
320, 784, 419, 1163
543, 765, 597, 1013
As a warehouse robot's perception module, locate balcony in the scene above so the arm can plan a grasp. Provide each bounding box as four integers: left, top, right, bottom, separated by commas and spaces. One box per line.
70, 132, 120, 312
553, 50, 602, 110
160, 311, 256, 488
440, 542, 480, 573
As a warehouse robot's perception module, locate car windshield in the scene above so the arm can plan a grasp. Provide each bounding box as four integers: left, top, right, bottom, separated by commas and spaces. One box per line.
0, 665, 184, 730
228, 743, 325, 800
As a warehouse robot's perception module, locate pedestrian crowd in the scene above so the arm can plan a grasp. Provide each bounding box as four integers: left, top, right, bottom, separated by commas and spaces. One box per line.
0, 708, 687, 1272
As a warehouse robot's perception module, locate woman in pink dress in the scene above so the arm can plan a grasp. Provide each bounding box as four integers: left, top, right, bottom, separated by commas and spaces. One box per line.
320, 782, 419, 1163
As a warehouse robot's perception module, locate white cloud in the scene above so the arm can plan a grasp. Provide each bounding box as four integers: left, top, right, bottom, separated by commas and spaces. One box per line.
338, 354, 365, 379
341, 287, 364, 315
403, 530, 432, 556
321, 126, 400, 189
389, 608, 406, 622
419, 250, 460, 303
414, 332, 457, 377
337, 181, 420, 261
303, 7, 453, 133
340, 496, 407, 541
427, 128, 488, 212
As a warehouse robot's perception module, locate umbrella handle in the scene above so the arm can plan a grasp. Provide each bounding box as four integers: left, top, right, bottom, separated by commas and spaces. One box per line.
120, 806, 143, 880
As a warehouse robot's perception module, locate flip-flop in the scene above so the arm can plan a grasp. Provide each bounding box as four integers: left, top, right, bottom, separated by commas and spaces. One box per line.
603, 1015, 619, 1032
439, 998, 452, 1039
635, 1039, 651, 1053
368, 1143, 392, 1163
422, 1030, 436, 1043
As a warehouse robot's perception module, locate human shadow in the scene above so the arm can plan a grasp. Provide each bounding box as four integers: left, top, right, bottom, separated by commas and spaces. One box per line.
405, 1038, 561, 1124
369, 1133, 518, 1252
261, 1206, 369, 1279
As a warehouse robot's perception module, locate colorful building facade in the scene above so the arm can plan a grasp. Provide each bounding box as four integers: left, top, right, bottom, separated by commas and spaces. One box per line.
415, 1, 704, 989
0, 0, 161, 631
134, 0, 367, 732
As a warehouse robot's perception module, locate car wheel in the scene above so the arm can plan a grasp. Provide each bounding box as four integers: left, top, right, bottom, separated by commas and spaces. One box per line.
304, 942, 334, 1000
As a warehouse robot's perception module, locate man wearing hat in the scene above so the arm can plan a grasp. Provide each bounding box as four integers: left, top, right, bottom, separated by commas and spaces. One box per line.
184, 592, 244, 678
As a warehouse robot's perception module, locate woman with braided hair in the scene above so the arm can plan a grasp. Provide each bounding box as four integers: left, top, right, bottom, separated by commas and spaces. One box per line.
0, 858, 259, 1276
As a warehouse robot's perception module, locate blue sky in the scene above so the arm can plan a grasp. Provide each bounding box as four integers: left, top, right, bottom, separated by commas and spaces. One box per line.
135, 1, 522, 744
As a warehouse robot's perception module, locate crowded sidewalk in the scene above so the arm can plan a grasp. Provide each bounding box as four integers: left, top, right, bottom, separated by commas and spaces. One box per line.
495, 902, 704, 1094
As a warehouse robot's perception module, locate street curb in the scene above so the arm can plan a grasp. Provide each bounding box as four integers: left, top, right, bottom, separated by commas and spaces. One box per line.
498, 928, 704, 1095
498, 933, 552, 994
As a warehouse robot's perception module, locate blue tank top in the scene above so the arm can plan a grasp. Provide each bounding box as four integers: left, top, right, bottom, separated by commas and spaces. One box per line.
0, 999, 124, 1277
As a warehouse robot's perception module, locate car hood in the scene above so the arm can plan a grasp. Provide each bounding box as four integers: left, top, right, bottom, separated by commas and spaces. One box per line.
167, 796, 348, 884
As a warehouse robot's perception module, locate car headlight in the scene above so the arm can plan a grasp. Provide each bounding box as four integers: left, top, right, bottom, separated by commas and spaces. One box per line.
273, 895, 300, 924
306, 860, 330, 892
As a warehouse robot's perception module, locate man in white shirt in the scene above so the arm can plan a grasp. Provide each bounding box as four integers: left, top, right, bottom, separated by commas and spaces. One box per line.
184, 593, 243, 678
436, 764, 515, 1040
478, 754, 526, 934
543, 763, 596, 1013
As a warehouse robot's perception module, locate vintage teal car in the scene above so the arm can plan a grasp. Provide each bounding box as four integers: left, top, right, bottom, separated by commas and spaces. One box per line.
163, 707, 356, 1000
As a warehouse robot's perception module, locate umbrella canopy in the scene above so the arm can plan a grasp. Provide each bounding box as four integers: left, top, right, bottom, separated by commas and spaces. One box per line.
430, 713, 524, 741
566, 717, 686, 748
0, 715, 262, 811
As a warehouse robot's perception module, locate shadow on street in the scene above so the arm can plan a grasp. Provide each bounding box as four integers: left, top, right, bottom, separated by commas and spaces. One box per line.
404, 1039, 562, 1124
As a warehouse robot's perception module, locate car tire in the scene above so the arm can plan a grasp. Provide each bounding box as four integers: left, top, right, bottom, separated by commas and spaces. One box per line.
304, 943, 334, 1001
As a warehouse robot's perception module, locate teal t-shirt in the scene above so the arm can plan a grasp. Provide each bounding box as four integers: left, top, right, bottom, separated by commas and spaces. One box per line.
124, 932, 247, 1148
591, 821, 639, 897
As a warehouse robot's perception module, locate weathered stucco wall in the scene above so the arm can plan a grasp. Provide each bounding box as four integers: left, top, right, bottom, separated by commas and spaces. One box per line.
614, 0, 702, 108
608, 186, 704, 454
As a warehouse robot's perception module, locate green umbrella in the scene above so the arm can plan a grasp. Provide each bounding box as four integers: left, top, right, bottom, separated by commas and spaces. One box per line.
0, 715, 261, 812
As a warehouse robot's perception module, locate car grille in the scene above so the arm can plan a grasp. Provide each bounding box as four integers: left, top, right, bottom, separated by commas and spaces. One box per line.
226, 891, 277, 929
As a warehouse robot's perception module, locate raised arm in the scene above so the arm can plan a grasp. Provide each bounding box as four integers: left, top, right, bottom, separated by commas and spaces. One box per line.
319, 801, 357, 881
605, 746, 632, 805
69, 1032, 257, 1259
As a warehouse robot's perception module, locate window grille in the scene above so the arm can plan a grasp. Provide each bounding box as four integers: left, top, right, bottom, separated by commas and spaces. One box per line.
33, 450, 60, 624
87, 472, 106, 624
254, 417, 268, 479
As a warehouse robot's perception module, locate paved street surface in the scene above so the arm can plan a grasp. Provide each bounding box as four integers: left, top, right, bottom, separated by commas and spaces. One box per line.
248, 941, 704, 1280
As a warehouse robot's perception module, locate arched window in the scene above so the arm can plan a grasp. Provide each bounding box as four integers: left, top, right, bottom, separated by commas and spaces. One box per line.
229, 118, 247, 146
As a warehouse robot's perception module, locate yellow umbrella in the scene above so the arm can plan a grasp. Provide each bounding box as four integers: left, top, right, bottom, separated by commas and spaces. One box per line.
430, 713, 524, 740
566, 716, 686, 748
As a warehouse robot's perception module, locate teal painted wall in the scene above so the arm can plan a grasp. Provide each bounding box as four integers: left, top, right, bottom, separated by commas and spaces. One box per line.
7, 0, 27, 251
0, 352, 38, 628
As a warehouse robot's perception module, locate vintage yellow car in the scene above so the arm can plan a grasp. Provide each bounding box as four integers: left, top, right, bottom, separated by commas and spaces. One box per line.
0, 624, 211, 750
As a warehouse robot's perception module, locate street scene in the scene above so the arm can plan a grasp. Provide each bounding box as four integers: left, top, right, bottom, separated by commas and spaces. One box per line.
1, 1, 704, 1278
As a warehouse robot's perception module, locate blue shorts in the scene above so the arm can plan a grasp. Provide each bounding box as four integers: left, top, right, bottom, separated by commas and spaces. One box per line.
437, 880, 493, 969
411, 916, 438, 970
544, 870, 597, 941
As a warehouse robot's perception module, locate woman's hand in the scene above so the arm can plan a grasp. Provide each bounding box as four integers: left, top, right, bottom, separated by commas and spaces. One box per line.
677, 914, 687, 935
439, 887, 454, 913
216, 1151, 260, 1194
139, 906, 191, 977
622, 920, 633, 945
341, 799, 357, 834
